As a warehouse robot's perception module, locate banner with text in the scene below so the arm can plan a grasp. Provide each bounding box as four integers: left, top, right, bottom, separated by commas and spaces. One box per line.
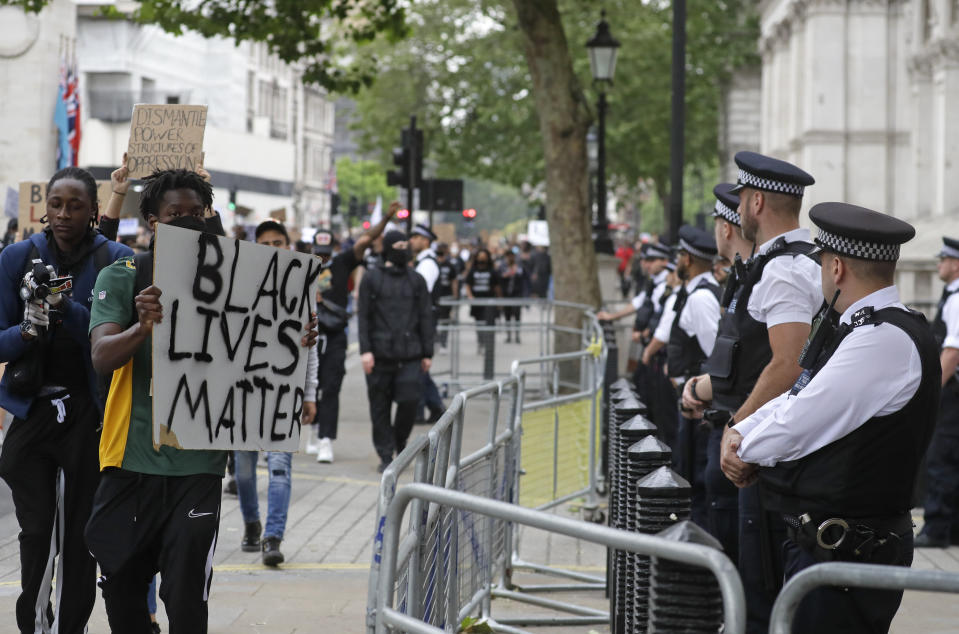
19, 181, 113, 240
127, 104, 207, 178
152, 223, 320, 451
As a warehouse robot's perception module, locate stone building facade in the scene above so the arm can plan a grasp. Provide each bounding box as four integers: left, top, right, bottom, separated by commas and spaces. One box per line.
724, 0, 959, 305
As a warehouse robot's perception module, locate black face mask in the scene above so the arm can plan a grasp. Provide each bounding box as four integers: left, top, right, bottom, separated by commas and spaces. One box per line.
386, 248, 410, 267
166, 215, 207, 233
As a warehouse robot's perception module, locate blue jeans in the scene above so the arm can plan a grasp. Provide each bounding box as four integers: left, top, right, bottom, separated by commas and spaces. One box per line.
234, 451, 292, 540
147, 575, 157, 615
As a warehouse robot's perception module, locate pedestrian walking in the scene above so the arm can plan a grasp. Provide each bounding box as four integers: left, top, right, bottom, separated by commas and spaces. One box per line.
0, 167, 132, 634
233, 220, 319, 566
722, 202, 938, 633
86, 168, 317, 633
357, 230, 434, 473
306, 203, 399, 462
499, 250, 529, 343
464, 248, 501, 355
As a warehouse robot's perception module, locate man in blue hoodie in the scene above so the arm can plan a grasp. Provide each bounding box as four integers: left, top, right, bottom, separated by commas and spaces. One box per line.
0, 167, 131, 634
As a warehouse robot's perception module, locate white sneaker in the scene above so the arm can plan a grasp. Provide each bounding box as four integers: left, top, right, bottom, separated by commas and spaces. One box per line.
317, 438, 333, 463
305, 426, 320, 455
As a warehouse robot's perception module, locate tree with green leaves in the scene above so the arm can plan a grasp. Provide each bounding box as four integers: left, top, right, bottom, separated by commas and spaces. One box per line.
334, 157, 396, 224
4, 0, 408, 92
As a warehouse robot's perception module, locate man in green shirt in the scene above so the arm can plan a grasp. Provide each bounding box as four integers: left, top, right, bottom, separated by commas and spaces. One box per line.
84, 169, 317, 634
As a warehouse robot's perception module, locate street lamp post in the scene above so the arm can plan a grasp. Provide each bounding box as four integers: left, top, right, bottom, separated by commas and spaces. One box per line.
587, 10, 620, 256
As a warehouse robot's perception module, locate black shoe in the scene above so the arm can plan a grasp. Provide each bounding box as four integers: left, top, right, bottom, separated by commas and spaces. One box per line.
377, 460, 391, 474
915, 531, 950, 548
151, 622, 161, 634
241, 520, 262, 552
262, 537, 285, 566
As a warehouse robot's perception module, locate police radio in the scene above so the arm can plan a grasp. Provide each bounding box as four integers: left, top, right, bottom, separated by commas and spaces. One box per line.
720, 253, 747, 309
798, 290, 840, 370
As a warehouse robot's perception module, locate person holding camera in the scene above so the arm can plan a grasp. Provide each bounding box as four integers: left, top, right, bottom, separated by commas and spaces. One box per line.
0, 167, 132, 634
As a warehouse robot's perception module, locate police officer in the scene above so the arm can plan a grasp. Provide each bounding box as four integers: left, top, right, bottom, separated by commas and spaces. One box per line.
682, 152, 819, 633
669, 225, 721, 527
723, 202, 938, 633
682, 183, 754, 560
915, 236, 959, 547
596, 242, 671, 326
410, 224, 445, 423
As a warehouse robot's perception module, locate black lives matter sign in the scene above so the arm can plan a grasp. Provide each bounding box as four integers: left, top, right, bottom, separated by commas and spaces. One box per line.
152, 223, 320, 451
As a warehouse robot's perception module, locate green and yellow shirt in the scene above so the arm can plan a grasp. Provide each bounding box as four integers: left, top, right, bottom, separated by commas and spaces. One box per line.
89, 257, 227, 476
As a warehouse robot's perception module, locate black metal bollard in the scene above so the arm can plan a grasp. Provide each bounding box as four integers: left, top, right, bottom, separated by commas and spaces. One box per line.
621, 436, 671, 633
633, 466, 692, 633
647, 520, 724, 633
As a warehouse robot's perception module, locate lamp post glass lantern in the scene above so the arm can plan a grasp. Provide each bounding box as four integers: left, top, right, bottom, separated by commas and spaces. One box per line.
586, 11, 620, 255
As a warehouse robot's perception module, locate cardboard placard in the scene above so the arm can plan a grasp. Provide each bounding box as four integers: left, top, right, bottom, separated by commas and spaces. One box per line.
152, 223, 321, 451
19, 180, 115, 240
432, 222, 456, 246
127, 104, 207, 178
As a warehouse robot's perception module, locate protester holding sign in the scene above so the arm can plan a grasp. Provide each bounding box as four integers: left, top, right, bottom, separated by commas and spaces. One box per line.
85, 169, 318, 633
358, 230, 434, 473
0, 167, 132, 634
233, 220, 318, 566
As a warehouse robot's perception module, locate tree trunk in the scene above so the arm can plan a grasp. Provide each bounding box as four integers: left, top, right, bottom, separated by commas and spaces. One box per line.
511, 0, 601, 358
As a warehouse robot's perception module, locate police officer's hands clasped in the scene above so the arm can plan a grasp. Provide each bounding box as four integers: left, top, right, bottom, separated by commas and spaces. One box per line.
681, 379, 706, 416
135, 285, 163, 333
720, 426, 758, 487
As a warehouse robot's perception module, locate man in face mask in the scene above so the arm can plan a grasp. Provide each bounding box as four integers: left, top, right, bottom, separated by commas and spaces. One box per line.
357, 230, 434, 473
86, 169, 318, 633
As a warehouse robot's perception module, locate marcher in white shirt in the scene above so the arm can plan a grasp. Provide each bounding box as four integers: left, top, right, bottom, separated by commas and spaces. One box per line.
722, 202, 939, 634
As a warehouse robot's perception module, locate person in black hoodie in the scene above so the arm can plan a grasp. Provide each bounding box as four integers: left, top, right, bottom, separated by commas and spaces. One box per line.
358, 230, 434, 472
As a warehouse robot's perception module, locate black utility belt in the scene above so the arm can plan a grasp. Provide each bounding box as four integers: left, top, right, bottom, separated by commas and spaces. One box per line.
783, 512, 913, 564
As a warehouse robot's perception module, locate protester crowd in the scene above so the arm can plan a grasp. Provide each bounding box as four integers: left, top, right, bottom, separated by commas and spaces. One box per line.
0, 153, 555, 633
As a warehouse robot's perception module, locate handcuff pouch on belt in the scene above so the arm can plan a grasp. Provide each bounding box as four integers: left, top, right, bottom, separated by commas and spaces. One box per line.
785, 512, 909, 565
703, 408, 733, 430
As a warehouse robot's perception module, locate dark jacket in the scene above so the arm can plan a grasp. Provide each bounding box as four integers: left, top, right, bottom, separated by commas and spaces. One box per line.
358, 263, 434, 363
0, 232, 133, 418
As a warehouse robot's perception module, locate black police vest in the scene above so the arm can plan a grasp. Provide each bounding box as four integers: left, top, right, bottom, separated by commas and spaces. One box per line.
759, 306, 940, 517
666, 277, 722, 379
634, 277, 657, 330
931, 284, 959, 348
704, 239, 817, 412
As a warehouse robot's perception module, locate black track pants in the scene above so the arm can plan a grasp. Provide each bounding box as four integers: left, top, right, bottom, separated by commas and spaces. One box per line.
0, 389, 100, 634
85, 470, 222, 634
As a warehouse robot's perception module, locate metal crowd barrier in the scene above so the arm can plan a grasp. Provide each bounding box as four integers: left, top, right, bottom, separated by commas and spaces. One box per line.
366, 377, 522, 632
769, 562, 959, 634
374, 483, 746, 634
433, 298, 597, 394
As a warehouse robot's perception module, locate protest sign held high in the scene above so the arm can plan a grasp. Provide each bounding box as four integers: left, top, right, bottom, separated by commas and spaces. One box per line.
127, 104, 207, 178
152, 223, 320, 452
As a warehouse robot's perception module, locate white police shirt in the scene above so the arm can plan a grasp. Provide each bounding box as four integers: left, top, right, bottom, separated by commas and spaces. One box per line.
415, 249, 440, 293
734, 286, 922, 466
676, 271, 721, 357
942, 278, 959, 350
652, 292, 679, 344
747, 228, 822, 327
631, 269, 669, 310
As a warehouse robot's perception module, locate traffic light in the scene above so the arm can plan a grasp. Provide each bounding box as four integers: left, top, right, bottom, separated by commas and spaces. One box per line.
348, 195, 360, 218
330, 192, 340, 217
397, 208, 410, 220
228, 187, 237, 211
386, 145, 410, 188
462, 208, 477, 220
363, 220, 371, 229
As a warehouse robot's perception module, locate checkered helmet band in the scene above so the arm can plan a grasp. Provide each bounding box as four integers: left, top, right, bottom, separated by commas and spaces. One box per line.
712, 200, 741, 226
678, 238, 713, 260
816, 228, 900, 261
738, 169, 805, 197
